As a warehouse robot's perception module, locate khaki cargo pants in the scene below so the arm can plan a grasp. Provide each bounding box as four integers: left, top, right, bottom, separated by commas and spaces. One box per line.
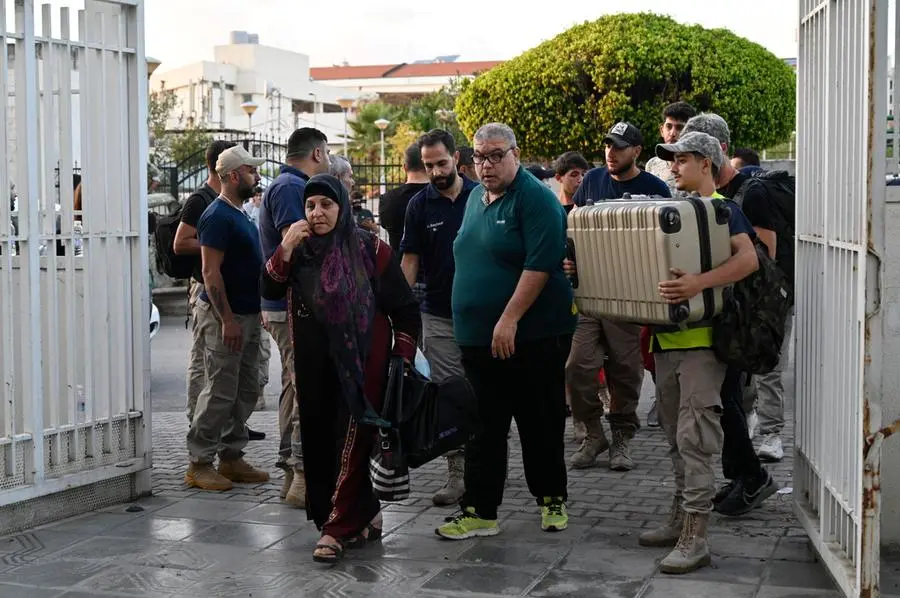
654, 349, 726, 514
186, 280, 206, 422
262, 310, 302, 471
187, 300, 262, 464
565, 314, 644, 433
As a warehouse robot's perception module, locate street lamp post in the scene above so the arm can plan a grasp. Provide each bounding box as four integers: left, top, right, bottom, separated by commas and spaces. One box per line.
240, 100, 258, 136
374, 118, 391, 194
336, 97, 355, 156
308, 92, 318, 129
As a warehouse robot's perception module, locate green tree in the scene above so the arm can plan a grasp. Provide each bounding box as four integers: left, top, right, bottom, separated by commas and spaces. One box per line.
146, 85, 212, 184
348, 102, 408, 162
407, 81, 469, 148
455, 13, 796, 160
387, 121, 420, 163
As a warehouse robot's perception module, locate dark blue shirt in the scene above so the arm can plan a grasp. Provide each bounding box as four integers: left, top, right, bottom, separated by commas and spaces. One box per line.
722, 198, 756, 239
401, 177, 478, 318
258, 165, 310, 311
198, 198, 264, 315
572, 167, 671, 206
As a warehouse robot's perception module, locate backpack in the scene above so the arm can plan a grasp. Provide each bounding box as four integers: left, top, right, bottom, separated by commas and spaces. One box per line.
733, 170, 796, 285
153, 188, 215, 279
712, 241, 793, 374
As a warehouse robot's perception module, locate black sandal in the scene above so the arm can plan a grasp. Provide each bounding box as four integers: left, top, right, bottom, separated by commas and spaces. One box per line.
344, 524, 384, 550
313, 541, 344, 563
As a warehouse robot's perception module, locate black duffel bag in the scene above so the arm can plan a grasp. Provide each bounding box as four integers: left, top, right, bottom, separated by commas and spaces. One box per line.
383, 356, 478, 469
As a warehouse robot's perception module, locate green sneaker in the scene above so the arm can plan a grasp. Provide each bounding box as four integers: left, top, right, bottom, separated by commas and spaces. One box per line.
435, 507, 500, 540
541, 497, 568, 532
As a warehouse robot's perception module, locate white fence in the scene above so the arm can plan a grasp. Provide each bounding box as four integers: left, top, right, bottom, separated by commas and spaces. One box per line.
795, 0, 889, 595
0, 0, 149, 529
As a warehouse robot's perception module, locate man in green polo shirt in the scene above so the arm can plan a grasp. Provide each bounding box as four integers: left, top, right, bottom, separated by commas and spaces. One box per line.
436, 123, 577, 540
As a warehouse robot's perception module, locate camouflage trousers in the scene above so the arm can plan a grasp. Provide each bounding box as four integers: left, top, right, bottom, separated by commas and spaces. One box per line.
654, 349, 726, 514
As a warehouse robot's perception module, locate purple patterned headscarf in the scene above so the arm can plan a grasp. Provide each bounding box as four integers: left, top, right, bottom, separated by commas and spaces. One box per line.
295, 174, 377, 421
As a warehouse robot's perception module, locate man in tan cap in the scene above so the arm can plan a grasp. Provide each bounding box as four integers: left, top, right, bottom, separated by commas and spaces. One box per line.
185, 145, 271, 491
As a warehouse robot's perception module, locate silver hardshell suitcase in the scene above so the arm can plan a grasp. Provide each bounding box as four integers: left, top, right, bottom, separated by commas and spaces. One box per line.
567, 196, 732, 325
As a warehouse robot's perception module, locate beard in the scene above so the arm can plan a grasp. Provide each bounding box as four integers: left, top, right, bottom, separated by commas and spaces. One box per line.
236, 179, 256, 200
431, 169, 457, 191
609, 158, 636, 177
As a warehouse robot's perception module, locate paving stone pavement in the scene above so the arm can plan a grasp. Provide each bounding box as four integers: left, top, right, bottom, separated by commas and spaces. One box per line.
2, 384, 881, 598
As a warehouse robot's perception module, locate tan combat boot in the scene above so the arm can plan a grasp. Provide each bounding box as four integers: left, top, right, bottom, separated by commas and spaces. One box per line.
609, 428, 635, 471
639, 496, 684, 547
659, 512, 712, 574
433, 453, 465, 506
280, 469, 294, 500
185, 463, 233, 491
572, 420, 588, 444
218, 458, 270, 484
568, 419, 610, 469
284, 468, 306, 508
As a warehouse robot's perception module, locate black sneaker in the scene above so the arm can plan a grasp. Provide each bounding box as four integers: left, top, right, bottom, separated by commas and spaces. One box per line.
713, 480, 738, 505
715, 472, 778, 516
247, 428, 266, 441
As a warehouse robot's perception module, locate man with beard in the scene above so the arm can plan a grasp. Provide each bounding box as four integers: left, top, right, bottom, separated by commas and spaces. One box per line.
400, 129, 478, 506
644, 102, 698, 192
564, 123, 670, 472
185, 146, 270, 491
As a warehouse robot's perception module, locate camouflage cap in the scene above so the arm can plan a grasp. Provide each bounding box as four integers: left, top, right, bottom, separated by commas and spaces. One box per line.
655, 131, 726, 168
682, 113, 731, 145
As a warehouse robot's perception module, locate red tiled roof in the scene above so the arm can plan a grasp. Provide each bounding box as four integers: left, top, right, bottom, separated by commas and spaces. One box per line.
310, 60, 503, 81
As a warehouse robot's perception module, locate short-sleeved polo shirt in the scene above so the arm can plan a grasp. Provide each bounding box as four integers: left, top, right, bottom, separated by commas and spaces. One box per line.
400, 176, 477, 318
198, 197, 264, 315
452, 167, 577, 347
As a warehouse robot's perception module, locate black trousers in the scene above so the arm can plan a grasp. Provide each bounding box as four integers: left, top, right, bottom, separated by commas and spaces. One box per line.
721, 366, 764, 484
460, 334, 571, 520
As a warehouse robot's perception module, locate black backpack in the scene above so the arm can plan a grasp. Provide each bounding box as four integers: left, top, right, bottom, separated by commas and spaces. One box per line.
733, 170, 796, 285
712, 241, 793, 374
153, 188, 214, 279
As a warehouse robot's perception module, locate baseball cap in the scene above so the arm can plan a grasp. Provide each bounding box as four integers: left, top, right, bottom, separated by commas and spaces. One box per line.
216, 145, 265, 177
603, 122, 644, 149
655, 131, 726, 168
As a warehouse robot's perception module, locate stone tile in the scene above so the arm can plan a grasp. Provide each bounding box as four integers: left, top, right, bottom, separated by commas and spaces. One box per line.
642, 578, 756, 598
360, 532, 473, 563
527, 571, 645, 598
381, 510, 419, 533
152, 497, 257, 521
53, 536, 171, 561
765, 560, 837, 590
0, 559, 112, 589
181, 521, 298, 549
98, 496, 182, 515
0, 530, 87, 565
709, 532, 779, 559
458, 539, 572, 568
108, 516, 213, 542
0, 584, 65, 598
73, 564, 204, 596
259, 525, 323, 552
683, 556, 768, 586
493, 519, 592, 544
756, 587, 843, 598
422, 565, 543, 595
226, 502, 310, 526
390, 513, 455, 537
136, 541, 256, 571
40, 513, 135, 536
772, 536, 818, 562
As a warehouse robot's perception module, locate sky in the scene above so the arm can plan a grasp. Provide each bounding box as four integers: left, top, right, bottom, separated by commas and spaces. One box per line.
139, 0, 799, 69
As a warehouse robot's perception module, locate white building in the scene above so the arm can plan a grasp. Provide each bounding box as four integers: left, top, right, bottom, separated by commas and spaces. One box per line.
149, 32, 357, 148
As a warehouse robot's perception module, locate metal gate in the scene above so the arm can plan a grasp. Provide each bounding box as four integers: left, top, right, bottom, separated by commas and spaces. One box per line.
0, 0, 150, 531
795, 0, 888, 595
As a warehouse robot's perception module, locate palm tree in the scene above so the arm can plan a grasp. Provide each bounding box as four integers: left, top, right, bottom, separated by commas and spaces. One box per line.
349, 102, 407, 162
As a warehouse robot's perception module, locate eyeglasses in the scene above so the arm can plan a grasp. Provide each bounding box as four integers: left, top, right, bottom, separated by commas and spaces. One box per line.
473, 147, 515, 165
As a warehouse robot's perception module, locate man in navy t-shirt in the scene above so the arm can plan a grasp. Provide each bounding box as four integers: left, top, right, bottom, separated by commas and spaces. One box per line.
572, 122, 672, 205
257, 127, 330, 508
186, 145, 270, 492
400, 129, 477, 507
567, 122, 670, 474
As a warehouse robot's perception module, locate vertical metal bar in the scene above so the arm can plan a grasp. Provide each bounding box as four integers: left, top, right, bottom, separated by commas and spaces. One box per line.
0, 0, 16, 450
16, 0, 45, 483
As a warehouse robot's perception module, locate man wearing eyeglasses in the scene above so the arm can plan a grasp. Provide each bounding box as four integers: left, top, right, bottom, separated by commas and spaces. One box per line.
436, 123, 576, 540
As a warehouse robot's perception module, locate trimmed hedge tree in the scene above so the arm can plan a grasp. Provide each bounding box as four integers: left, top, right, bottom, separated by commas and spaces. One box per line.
455, 13, 796, 160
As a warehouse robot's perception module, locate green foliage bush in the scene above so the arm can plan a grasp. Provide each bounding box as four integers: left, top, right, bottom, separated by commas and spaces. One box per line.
455, 13, 796, 160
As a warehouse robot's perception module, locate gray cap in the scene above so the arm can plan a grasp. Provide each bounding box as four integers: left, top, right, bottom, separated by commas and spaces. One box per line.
682, 113, 731, 145
655, 131, 726, 168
